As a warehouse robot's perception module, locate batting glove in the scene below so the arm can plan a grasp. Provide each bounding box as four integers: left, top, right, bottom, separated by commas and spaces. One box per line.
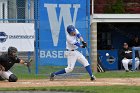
82, 41, 87, 47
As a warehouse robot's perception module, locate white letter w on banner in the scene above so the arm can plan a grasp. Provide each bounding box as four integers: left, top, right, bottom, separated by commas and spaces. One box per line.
44, 4, 80, 46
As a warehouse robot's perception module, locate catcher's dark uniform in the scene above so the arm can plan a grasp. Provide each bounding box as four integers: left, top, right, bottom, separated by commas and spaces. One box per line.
0, 47, 21, 82
0, 54, 20, 71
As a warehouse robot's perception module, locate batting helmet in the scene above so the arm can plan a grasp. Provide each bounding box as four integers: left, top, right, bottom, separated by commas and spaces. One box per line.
8, 47, 18, 57
67, 25, 76, 34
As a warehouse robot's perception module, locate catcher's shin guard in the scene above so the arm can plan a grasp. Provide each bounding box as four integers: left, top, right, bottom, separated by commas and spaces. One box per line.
8, 74, 18, 82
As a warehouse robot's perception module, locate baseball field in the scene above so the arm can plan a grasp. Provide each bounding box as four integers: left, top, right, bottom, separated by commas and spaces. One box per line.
1, 67, 140, 93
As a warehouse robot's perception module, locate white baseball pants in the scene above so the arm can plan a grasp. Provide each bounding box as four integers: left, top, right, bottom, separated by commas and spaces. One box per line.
64, 50, 89, 73
122, 58, 140, 70
0, 70, 13, 80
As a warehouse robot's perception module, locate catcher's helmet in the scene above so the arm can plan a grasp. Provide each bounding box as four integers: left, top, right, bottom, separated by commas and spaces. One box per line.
67, 25, 76, 34
8, 47, 18, 57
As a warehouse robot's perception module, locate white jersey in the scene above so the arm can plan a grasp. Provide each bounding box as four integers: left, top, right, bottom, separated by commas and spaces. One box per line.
66, 29, 80, 50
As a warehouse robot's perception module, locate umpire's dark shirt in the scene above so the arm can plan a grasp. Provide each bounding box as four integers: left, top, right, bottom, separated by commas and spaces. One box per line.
0, 54, 20, 71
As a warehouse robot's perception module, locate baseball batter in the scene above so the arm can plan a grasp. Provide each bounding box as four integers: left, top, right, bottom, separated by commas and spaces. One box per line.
50, 25, 96, 81
0, 47, 30, 82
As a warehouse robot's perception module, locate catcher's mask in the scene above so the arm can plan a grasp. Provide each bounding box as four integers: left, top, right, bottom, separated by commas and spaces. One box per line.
8, 47, 18, 58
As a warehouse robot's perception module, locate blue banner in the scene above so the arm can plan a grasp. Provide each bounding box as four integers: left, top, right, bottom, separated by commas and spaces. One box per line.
39, 0, 90, 66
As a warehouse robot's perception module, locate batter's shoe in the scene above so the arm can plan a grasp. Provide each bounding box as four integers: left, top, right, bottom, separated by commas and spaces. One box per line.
91, 76, 96, 81
50, 73, 55, 81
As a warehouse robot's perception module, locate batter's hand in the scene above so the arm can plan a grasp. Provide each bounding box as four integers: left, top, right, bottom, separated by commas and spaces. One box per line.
82, 41, 87, 47
0, 64, 5, 71
81, 45, 86, 48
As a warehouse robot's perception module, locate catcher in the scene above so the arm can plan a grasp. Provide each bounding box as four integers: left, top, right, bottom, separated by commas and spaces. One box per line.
0, 46, 30, 82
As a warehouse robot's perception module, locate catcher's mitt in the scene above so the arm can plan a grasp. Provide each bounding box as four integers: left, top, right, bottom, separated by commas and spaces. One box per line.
0, 64, 5, 71
24, 61, 31, 67
24, 59, 32, 73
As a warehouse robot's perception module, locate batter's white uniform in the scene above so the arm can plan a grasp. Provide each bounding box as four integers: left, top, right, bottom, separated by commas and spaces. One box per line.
64, 29, 89, 73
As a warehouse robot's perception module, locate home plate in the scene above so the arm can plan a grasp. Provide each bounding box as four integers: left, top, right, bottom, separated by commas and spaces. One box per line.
16, 82, 32, 84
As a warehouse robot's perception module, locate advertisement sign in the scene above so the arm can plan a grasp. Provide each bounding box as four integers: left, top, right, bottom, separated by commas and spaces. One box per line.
98, 50, 118, 70
0, 23, 34, 52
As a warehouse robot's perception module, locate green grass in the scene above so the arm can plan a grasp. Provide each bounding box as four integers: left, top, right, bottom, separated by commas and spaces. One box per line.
94, 71, 140, 78
12, 64, 140, 79
13, 71, 140, 80
0, 86, 140, 93
10, 63, 140, 79
3, 65, 140, 93
3, 64, 140, 93
78, 71, 140, 79
11, 64, 66, 74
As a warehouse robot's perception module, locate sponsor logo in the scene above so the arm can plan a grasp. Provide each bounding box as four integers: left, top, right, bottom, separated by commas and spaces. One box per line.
106, 56, 116, 64
0, 32, 34, 43
0, 32, 8, 43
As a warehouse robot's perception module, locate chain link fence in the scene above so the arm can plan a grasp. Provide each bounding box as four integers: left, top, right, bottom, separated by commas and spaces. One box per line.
0, 0, 34, 23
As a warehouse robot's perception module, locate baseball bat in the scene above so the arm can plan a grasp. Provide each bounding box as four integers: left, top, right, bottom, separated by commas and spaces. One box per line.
85, 47, 89, 57
97, 64, 104, 72
97, 65, 102, 72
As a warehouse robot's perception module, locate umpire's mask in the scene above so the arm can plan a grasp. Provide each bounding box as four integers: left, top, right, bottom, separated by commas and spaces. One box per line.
8, 47, 18, 58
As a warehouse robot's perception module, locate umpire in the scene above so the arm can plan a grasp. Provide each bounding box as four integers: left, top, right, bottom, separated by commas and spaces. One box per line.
0, 46, 30, 82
